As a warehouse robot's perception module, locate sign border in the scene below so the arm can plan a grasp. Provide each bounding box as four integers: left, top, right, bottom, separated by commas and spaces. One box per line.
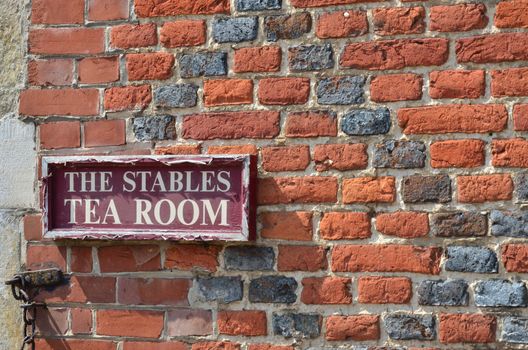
41, 155, 255, 241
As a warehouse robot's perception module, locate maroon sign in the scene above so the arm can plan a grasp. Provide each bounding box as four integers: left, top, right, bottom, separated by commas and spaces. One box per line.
42, 156, 255, 241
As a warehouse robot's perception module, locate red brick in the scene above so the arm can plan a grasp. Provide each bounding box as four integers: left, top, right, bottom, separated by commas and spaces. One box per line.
398, 104, 508, 134
340, 38, 448, 70
373, 7, 425, 35
71, 308, 93, 334
439, 314, 496, 343
358, 276, 412, 304
429, 70, 485, 99
24, 214, 42, 241
430, 4, 488, 32
301, 277, 352, 304
111, 23, 158, 49
316, 10, 367, 38
182, 111, 280, 140
495, 0, 528, 28
155, 144, 202, 155
218, 311, 267, 336
502, 244, 528, 272
370, 73, 422, 102
134, 0, 230, 17
35, 275, 116, 304
35, 339, 116, 350
20, 89, 99, 116
98, 245, 160, 272
491, 67, 528, 97
277, 245, 327, 271
208, 144, 258, 156
234, 46, 281, 73
27, 245, 66, 270
28, 59, 73, 86
456, 33, 528, 63
88, 0, 128, 21
32, 0, 84, 24
165, 244, 220, 272
260, 212, 312, 241
29, 28, 104, 55
78, 57, 119, 84
313, 144, 367, 171
332, 245, 442, 274
430, 139, 485, 168
39, 121, 81, 150
97, 309, 164, 338
514, 104, 528, 131
167, 310, 213, 336
291, 0, 381, 7
36, 307, 68, 335
124, 342, 187, 350
457, 174, 513, 203
258, 77, 310, 105
84, 120, 126, 147
118, 277, 190, 305
249, 345, 293, 350
376, 211, 429, 238
343, 177, 395, 203
161, 20, 206, 47
71, 246, 92, 273
204, 79, 253, 106
261, 145, 310, 172
104, 85, 152, 112
257, 177, 338, 205
285, 111, 337, 137
319, 212, 370, 240
325, 315, 379, 341
493, 138, 528, 167
126, 53, 174, 81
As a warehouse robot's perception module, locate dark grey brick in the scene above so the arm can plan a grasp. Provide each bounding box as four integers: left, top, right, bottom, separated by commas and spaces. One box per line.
213, 17, 258, 43
224, 246, 274, 271
249, 276, 297, 303
431, 212, 488, 237
490, 210, 528, 237
265, 13, 312, 41
515, 173, 528, 201
289, 44, 334, 71
317, 76, 365, 105
195, 276, 243, 304
273, 313, 321, 338
502, 317, 528, 344
417, 279, 469, 306
341, 108, 390, 135
474, 279, 528, 307
236, 0, 281, 11
373, 140, 426, 169
154, 84, 198, 108
133, 115, 176, 141
179, 52, 227, 78
445, 246, 498, 273
384, 313, 435, 340
402, 175, 451, 203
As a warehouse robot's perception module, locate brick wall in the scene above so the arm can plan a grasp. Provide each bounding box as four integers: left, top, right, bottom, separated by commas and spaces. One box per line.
21, 0, 528, 348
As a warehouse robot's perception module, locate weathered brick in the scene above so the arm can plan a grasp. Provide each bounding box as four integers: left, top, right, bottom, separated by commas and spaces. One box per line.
260, 211, 312, 241
332, 245, 442, 274
180, 52, 227, 78
502, 317, 528, 344
236, 0, 281, 11
24, 214, 42, 241
134, 0, 230, 17
445, 246, 498, 273
123, 341, 187, 350
316, 76, 365, 105
370, 73, 422, 102
429, 70, 485, 99
195, 277, 243, 303
474, 279, 528, 307
28, 59, 73, 86
126, 53, 174, 81
29, 28, 104, 55
204, 79, 253, 106
417, 280, 469, 306
261, 145, 310, 172
289, 44, 334, 71
342, 108, 391, 135
458, 174, 513, 203
208, 144, 258, 155
84, 119, 126, 147
35, 339, 115, 350
272, 313, 321, 338
117, 277, 190, 306
98, 245, 160, 272
319, 212, 370, 240
248, 345, 293, 350
340, 38, 448, 70
384, 314, 435, 340
277, 245, 327, 271
104, 85, 151, 112
430, 4, 488, 32
430, 139, 485, 168
493, 138, 528, 167
343, 177, 395, 203
167, 309, 212, 336
398, 104, 508, 134
514, 104, 528, 131
88, 0, 128, 21
71, 247, 92, 273
431, 212, 487, 237
456, 33, 528, 63
358, 276, 412, 304
495, 1, 528, 28
213, 17, 258, 43
97, 309, 164, 338
285, 111, 337, 137
71, 308, 93, 334
314, 144, 367, 171
183, 111, 280, 140
78, 57, 119, 84
376, 212, 429, 238
325, 315, 379, 341
133, 116, 175, 141
165, 245, 220, 272
316, 10, 367, 39
373, 7, 425, 35
161, 20, 206, 48
291, 0, 374, 6
20, 89, 99, 116
234, 46, 281, 73
265, 13, 311, 41
27, 245, 66, 271
439, 314, 496, 343
515, 173, 528, 201
258, 177, 338, 205
32, 0, 84, 24
259, 77, 310, 105
35, 275, 116, 304
110, 23, 157, 49
224, 246, 274, 271
502, 244, 528, 273
154, 84, 198, 108
402, 175, 451, 203
249, 276, 297, 303
492, 68, 528, 97
491, 211, 528, 237
373, 140, 425, 169
192, 342, 240, 350
218, 311, 267, 336
301, 277, 352, 304
39, 121, 81, 149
